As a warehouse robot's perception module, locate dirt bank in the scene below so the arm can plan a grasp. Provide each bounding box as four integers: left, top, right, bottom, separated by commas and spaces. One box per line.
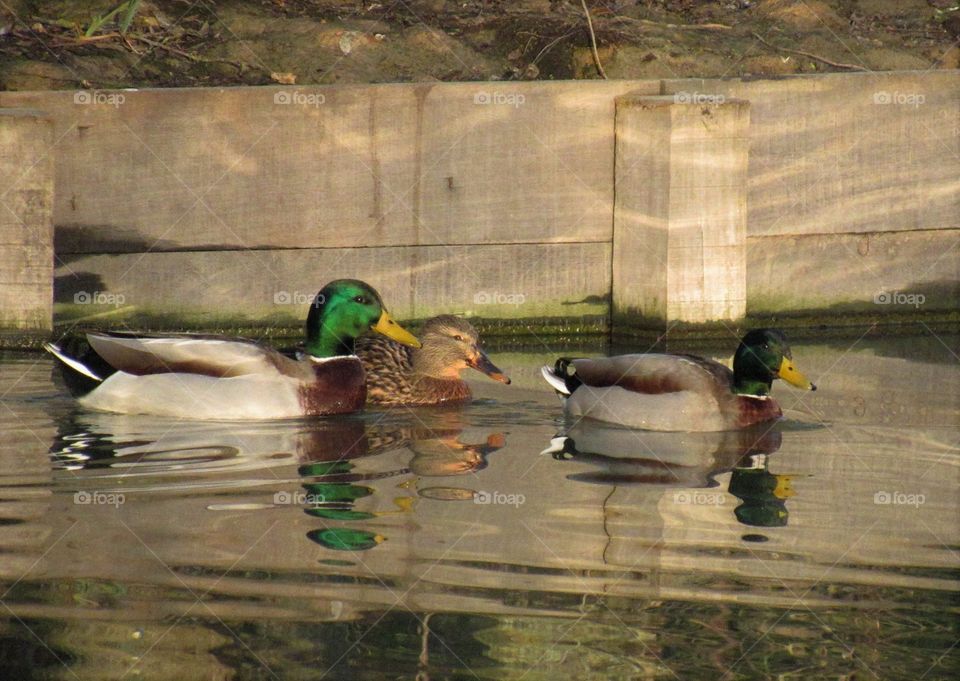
1, 1, 957, 90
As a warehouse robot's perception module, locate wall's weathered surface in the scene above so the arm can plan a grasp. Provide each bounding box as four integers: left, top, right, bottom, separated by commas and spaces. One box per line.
53, 243, 612, 330
661, 71, 960, 321
746, 230, 958, 319
0, 81, 652, 251
0, 71, 956, 337
0, 81, 654, 332
613, 95, 750, 330
662, 71, 960, 238
0, 109, 53, 332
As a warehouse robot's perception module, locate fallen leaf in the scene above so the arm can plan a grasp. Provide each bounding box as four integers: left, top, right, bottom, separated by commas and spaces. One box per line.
271, 71, 297, 84
339, 31, 361, 55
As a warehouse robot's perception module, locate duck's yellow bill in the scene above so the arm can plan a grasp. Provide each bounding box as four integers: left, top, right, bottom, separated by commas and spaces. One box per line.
773, 475, 796, 500
778, 357, 816, 391
372, 311, 421, 348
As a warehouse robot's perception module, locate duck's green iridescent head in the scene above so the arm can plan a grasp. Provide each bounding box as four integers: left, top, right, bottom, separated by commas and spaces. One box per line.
305, 279, 420, 357
732, 329, 816, 396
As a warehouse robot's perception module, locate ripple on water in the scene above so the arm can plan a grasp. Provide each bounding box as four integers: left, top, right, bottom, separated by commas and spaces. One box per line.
0, 337, 956, 680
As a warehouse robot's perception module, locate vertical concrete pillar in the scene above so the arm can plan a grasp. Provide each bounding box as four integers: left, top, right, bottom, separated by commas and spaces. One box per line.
0, 109, 53, 333
613, 95, 749, 335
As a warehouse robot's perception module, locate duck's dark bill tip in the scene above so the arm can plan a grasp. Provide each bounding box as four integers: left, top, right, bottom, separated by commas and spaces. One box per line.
469, 353, 510, 384
810, 383, 817, 391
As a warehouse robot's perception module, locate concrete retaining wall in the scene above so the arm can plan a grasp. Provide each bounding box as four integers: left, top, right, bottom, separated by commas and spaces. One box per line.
0, 71, 956, 339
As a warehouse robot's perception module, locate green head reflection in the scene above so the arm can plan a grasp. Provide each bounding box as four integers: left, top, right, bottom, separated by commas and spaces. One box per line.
305, 508, 375, 521
298, 461, 355, 477
307, 528, 385, 552
729, 467, 796, 528
302, 482, 373, 503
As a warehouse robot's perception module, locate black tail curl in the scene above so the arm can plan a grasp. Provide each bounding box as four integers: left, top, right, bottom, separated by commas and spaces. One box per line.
46, 336, 115, 398
554, 357, 583, 393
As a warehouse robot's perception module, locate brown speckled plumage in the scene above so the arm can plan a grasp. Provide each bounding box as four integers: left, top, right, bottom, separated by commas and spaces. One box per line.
358, 335, 461, 406
356, 315, 508, 407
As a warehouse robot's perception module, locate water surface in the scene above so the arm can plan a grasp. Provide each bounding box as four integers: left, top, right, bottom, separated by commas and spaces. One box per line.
0, 333, 957, 680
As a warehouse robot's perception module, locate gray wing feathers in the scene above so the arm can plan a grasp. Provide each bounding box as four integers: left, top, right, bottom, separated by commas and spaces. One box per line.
571, 353, 733, 396
86, 333, 295, 378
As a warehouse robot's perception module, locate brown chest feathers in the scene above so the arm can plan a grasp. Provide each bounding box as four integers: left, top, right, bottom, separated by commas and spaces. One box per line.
298, 357, 367, 416
733, 395, 783, 428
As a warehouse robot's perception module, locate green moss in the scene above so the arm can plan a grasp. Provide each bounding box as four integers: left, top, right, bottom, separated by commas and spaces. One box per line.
4, 299, 957, 350
46, 304, 612, 343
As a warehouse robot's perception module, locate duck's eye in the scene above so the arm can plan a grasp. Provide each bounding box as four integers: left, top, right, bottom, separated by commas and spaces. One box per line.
353, 296, 368, 304
453, 335, 463, 342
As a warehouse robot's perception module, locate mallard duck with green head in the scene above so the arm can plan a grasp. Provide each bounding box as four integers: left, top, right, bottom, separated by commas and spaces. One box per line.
541, 329, 816, 432
357, 315, 510, 406
44, 279, 420, 420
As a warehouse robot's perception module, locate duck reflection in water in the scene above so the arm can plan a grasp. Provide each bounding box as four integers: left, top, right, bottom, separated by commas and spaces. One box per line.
542, 422, 782, 486
297, 412, 506, 552
48, 410, 504, 553
728, 452, 797, 532
543, 422, 799, 534
298, 420, 411, 552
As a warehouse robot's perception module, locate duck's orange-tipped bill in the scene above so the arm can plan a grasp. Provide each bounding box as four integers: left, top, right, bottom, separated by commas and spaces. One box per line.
468, 350, 511, 384
372, 311, 421, 348
486, 433, 506, 449
778, 357, 816, 391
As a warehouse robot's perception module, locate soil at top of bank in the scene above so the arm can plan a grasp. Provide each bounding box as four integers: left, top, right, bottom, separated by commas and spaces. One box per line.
0, 1, 957, 90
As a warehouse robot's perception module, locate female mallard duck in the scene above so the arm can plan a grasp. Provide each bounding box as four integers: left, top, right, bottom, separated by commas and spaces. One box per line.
44, 279, 420, 420
540, 329, 816, 432
356, 315, 510, 406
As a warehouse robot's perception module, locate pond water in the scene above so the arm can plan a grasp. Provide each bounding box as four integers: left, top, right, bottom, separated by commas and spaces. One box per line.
0, 332, 957, 680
